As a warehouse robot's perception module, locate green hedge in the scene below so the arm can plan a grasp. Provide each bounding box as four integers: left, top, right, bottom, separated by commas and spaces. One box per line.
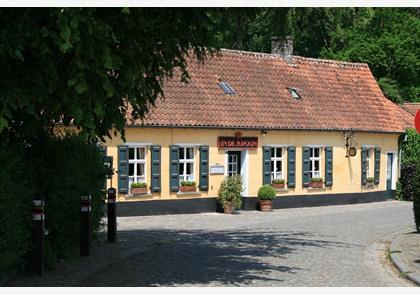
0, 134, 106, 282
414, 159, 420, 233
0, 142, 33, 282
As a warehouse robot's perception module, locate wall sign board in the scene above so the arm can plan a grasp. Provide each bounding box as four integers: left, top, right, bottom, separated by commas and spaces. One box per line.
210, 165, 225, 174
217, 136, 258, 149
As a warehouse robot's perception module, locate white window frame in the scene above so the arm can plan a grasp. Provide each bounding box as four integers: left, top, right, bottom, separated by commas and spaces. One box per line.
270, 147, 284, 181
179, 146, 195, 183
366, 148, 373, 178
128, 146, 147, 187
227, 153, 240, 176
310, 147, 322, 179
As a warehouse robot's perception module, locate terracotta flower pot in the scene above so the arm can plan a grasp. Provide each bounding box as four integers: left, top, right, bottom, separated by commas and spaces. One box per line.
131, 187, 148, 195
223, 203, 235, 214
271, 183, 285, 189
179, 185, 197, 192
259, 200, 273, 212
310, 181, 323, 188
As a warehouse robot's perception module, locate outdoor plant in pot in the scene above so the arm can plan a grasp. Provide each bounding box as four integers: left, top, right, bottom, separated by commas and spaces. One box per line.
310, 177, 323, 188
366, 177, 375, 186
258, 185, 276, 212
217, 174, 243, 214
180, 180, 197, 192
131, 182, 148, 195
271, 178, 285, 189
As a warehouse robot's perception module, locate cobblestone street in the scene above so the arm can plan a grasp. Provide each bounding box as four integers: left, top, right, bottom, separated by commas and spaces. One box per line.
9, 201, 416, 287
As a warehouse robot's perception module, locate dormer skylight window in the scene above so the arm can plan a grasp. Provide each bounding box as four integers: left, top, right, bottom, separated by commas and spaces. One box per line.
219, 81, 236, 95
287, 87, 302, 99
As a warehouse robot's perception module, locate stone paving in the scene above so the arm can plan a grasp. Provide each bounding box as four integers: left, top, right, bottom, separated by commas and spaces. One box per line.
7, 200, 416, 287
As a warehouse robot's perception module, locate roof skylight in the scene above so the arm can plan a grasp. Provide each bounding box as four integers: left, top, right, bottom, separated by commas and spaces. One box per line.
287, 87, 302, 99
219, 82, 236, 95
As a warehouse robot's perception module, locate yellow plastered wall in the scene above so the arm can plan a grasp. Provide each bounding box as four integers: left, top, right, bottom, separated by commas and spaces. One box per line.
102, 127, 400, 202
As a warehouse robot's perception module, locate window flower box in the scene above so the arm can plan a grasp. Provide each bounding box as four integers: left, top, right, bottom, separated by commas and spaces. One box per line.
180, 181, 197, 192
310, 177, 323, 188
130, 182, 148, 195
365, 177, 376, 187
271, 179, 285, 189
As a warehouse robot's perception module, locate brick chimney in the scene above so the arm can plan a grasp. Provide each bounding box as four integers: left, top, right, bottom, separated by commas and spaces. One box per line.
271, 36, 293, 64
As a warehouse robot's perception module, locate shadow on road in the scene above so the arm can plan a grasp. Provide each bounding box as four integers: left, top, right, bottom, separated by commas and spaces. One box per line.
79, 228, 353, 286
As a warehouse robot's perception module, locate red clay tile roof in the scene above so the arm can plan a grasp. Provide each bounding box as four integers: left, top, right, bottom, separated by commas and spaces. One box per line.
129, 49, 413, 133
401, 103, 420, 116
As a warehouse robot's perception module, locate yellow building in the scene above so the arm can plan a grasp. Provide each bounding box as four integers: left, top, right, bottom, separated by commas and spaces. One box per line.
103, 39, 413, 216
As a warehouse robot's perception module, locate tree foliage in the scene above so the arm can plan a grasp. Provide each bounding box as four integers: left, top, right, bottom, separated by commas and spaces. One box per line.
0, 8, 218, 141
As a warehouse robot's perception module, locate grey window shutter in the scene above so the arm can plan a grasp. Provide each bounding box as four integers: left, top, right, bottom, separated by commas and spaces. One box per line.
374, 147, 381, 184
117, 145, 129, 194
199, 146, 209, 191
361, 147, 367, 185
151, 146, 161, 192
302, 147, 311, 187
263, 146, 271, 185
170, 145, 179, 192
325, 147, 333, 187
287, 146, 296, 188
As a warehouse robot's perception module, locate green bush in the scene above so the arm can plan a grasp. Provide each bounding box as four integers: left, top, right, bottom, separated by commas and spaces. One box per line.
40, 135, 106, 267
396, 163, 416, 201
310, 177, 323, 182
217, 175, 243, 209
272, 179, 285, 184
0, 133, 106, 282
401, 129, 420, 166
131, 182, 147, 188
180, 180, 196, 186
0, 141, 33, 282
414, 159, 420, 233
258, 185, 276, 200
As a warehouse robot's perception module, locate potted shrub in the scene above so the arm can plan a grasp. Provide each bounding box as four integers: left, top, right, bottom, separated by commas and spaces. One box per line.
217, 175, 243, 214
271, 179, 285, 189
180, 180, 197, 192
310, 177, 323, 188
366, 177, 375, 186
258, 185, 276, 212
131, 182, 148, 195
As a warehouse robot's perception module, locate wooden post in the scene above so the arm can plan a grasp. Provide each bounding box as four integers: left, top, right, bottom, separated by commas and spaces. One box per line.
80, 195, 91, 256
107, 188, 117, 243
31, 199, 44, 276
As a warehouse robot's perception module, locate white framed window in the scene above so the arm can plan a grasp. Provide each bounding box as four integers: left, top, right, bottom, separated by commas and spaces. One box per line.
270, 147, 284, 181
179, 147, 195, 183
128, 146, 146, 187
227, 153, 239, 176
366, 148, 373, 177
309, 147, 321, 178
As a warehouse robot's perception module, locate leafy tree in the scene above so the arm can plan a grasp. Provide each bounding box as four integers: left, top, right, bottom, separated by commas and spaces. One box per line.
320, 8, 420, 103
0, 8, 219, 141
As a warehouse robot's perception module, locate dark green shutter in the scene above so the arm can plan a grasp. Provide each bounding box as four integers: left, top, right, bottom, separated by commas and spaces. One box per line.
374, 147, 381, 184
170, 145, 179, 192
151, 146, 161, 192
263, 146, 271, 185
117, 145, 129, 194
361, 147, 367, 185
302, 147, 311, 187
287, 146, 296, 188
325, 147, 333, 187
199, 146, 209, 191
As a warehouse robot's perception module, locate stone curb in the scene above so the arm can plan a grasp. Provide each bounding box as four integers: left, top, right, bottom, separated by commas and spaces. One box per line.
389, 237, 420, 286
